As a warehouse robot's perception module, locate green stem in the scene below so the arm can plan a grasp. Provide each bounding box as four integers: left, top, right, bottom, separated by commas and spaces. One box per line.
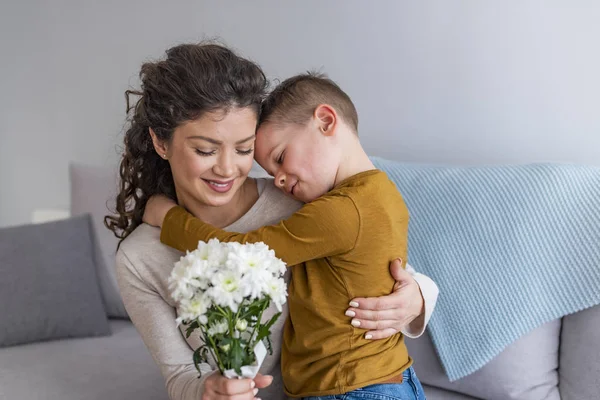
205, 331, 226, 372
238, 299, 260, 320
199, 327, 225, 373
247, 299, 269, 353
214, 305, 230, 319
233, 299, 243, 328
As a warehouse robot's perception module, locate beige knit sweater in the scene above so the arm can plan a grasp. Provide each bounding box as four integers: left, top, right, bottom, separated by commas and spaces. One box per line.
115, 178, 438, 400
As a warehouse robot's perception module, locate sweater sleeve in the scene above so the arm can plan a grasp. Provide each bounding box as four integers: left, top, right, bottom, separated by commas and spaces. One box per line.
115, 249, 216, 400
401, 264, 440, 338
161, 195, 360, 267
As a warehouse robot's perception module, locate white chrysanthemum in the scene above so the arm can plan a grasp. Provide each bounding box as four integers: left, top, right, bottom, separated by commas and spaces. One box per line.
226, 241, 275, 275
265, 276, 288, 311
207, 271, 245, 312
169, 237, 288, 356
207, 319, 229, 336
176, 293, 210, 325
238, 267, 271, 300
196, 238, 229, 267
169, 258, 198, 301
266, 257, 287, 276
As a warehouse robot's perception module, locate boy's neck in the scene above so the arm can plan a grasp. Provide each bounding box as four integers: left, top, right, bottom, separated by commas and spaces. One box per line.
333, 131, 375, 187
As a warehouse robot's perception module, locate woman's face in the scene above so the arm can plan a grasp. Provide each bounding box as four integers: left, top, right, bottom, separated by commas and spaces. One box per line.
163, 107, 257, 209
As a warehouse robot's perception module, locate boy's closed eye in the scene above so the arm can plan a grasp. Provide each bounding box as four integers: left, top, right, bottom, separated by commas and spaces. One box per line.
276, 150, 285, 165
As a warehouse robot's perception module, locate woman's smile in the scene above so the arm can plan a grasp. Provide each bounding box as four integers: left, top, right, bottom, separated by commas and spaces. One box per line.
202, 178, 235, 193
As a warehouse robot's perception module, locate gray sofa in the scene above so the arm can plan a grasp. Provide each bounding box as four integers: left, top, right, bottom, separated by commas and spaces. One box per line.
0, 164, 598, 400
1, 309, 598, 400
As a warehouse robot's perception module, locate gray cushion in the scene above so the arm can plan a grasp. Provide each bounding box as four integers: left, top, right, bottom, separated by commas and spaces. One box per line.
559, 304, 600, 400
70, 163, 127, 318
422, 384, 479, 400
0, 320, 167, 400
406, 319, 560, 400
0, 215, 110, 347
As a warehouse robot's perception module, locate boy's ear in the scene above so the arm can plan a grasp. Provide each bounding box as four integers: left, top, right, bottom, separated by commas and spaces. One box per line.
314, 104, 337, 136
149, 128, 169, 158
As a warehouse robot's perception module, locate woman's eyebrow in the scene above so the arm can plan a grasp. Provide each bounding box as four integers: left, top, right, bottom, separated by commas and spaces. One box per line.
187, 135, 221, 144
235, 135, 256, 144
186, 134, 255, 145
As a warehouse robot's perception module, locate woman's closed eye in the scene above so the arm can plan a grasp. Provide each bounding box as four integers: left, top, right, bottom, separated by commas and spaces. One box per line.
195, 148, 216, 156
194, 148, 253, 156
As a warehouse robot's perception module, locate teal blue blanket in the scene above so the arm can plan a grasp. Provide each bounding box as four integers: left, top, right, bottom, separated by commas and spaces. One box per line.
372, 158, 600, 380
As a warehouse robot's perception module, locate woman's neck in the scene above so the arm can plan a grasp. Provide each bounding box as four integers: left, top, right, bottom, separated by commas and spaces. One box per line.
178, 178, 259, 229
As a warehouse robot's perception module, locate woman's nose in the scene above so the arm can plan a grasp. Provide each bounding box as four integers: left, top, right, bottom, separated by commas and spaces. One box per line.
213, 153, 234, 177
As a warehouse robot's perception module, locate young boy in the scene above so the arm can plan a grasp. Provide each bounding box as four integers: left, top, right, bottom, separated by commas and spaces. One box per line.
145, 73, 423, 399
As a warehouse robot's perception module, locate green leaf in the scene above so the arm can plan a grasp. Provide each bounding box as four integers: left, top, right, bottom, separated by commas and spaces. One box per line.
264, 311, 280, 330
241, 298, 270, 320
185, 320, 200, 338
230, 339, 245, 375
243, 348, 254, 366
255, 312, 281, 343
193, 346, 208, 375
265, 336, 274, 355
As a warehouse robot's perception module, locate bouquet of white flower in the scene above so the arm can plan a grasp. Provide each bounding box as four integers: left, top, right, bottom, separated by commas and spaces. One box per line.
169, 238, 287, 379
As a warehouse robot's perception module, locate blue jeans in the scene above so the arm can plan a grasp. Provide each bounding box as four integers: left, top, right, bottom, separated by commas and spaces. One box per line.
303, 367, 426, 400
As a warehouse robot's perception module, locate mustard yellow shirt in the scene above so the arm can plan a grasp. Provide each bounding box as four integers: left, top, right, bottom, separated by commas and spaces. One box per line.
161, 170, 412, 397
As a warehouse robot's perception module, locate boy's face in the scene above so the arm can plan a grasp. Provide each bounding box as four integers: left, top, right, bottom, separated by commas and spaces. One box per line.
255, 121, 340, 203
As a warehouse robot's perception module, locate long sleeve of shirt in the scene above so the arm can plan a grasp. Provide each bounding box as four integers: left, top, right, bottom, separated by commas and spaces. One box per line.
161, 194, 361, 267
115, 247, 215, 400
403, 265, 439, 338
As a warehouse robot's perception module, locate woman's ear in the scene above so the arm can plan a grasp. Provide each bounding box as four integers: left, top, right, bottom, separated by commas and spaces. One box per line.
314, 104, 337, 136
149, 128, 169, 159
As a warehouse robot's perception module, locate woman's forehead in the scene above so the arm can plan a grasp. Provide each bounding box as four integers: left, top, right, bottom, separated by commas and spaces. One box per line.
175, 108, 258, 144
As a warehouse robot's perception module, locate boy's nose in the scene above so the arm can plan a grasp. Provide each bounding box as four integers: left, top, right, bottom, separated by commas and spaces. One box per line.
275, 172, 286, 188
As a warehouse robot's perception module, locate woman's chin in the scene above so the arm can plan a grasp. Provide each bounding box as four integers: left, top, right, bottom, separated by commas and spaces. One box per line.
197, 184, 242, 207
201, 192, 236, 207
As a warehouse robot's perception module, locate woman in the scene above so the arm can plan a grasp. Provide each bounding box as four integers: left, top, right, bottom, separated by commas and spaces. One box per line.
105, 42, 438, 400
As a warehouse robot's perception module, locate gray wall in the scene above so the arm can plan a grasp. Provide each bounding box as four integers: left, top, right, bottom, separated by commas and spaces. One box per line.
1, 1, 599, 227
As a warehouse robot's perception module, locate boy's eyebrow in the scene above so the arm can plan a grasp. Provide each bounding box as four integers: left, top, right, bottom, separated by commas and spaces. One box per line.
187, 135, 255, 145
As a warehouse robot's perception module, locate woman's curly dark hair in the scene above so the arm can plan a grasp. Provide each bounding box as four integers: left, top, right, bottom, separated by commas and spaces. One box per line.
104, 42, 268, 243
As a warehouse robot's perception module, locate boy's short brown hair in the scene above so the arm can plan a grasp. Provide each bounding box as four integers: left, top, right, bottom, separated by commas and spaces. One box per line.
259, 72, 359, 134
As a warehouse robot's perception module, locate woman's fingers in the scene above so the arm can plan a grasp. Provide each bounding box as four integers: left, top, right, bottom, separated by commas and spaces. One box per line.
206, 388, 259, 400
203, 373, 274, 399
346, 259, 424, 338
213, 376, 255, 394
363, 327, 400, 340
204, 375, 258, 399
348, 294, 399, 311
350, 317, 408, 333
210, 392, 258, 400
348, 262, 418, 311
346, 306, 404, 322
253, 374, 273, 389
